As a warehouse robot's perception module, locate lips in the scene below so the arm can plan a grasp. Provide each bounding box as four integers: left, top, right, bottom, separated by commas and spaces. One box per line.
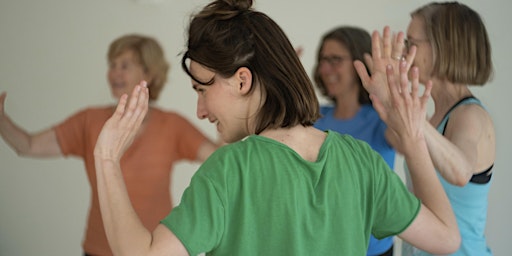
321, 74, 339, 85
111, 83, 125, 89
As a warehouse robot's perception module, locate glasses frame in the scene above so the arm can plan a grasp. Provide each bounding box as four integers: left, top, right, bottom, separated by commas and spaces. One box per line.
318, 55, 352, 67
404, 38, 429, 52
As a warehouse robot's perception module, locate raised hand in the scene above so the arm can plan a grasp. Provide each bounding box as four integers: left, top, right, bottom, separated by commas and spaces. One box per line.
372, 61, 432, 149
355, 26, 416, 108
94, 81, 149, 162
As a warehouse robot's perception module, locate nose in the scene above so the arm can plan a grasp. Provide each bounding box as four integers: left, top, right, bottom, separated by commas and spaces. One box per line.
108, 67, 121, 79
196, 96, 208, 120
318, 61, 333, 74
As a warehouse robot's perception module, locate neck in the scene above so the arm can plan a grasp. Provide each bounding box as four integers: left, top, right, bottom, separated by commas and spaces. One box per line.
259, 125, 326, 162
331, 89, 361, 119
431, 81, 472, 116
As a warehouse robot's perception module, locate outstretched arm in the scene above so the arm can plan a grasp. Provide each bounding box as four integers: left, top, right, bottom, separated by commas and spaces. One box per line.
0, 92, 61, 157
94, 82, 188, 256
356, 27, 460, 254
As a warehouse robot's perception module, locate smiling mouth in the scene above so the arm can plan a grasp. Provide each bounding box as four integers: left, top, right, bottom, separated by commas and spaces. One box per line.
111, 83, 125, 88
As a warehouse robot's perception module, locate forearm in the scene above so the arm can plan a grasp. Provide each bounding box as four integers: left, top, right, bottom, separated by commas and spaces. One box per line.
95, 158, 153, 256
0, 114, 33, 155
0, 114, 61, 157
424, 123, 473, 186
403, 137, 458, 239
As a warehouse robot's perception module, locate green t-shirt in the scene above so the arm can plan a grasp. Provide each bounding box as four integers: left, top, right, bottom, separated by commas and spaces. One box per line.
161, 130, 420, 255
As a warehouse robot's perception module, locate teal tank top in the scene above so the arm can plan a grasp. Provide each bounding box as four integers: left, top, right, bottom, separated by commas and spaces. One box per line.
403, 97, 493, 256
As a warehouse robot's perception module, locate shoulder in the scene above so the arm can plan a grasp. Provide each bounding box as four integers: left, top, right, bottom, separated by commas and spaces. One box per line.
449, 102, 493, 130
326, 131, 373, 152
60, 105, 112, 122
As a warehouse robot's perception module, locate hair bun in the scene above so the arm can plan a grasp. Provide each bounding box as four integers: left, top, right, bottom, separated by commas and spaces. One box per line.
199, 0, 253, 19
224, 0, 253, 11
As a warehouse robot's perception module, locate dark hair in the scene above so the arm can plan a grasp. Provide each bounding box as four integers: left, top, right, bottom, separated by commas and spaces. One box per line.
108, 34, 169, 101
412, 1, 493, 85
181, 0, 320, 134
313, 26, 371, 105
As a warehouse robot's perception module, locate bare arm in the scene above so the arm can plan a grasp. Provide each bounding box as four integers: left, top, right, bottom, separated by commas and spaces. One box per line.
423, 107, 495, 186
398, 120, 460, 253
94, 82, 188, 256
0, 92, 62, 157
354, 27, 460, 254
383, 93, 494, 187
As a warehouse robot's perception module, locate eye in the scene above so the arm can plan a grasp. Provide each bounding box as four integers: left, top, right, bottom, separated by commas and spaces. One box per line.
319, 55, 350, 66
193, 84, 207, 95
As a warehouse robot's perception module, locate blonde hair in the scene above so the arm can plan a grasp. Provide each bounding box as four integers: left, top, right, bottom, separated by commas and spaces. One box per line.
412, 2, 493, 85
108, 34, 170, 100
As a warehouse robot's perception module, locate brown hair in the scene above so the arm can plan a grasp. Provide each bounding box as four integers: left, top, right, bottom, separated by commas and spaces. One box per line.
412, 2, 493, 85
313, 26, 371, 104
181, 0, 320, 134
108, 34, 169, 101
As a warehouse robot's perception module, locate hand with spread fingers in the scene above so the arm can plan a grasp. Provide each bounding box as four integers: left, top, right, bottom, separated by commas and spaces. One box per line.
371, 61, 432, 152
355, 26, 416, 109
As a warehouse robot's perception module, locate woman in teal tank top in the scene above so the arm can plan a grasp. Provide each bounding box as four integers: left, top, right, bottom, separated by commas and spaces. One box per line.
385, 2, 496, 255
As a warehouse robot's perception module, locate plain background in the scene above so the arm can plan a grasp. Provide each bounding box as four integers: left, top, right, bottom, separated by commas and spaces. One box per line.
0, 0, 510, 255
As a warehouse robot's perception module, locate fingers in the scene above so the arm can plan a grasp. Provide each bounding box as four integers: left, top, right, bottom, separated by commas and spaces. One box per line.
113, 81, 149, 127
382, 26, 392, 58
363, 53, 373, 74
385, 61, 411, 106
399, 61, 409, 95
372, 30, 383, 59
113, 94, 129, 120
392, 31, 406, 60
124, 81, 149, 128
404, 45, 417, 70
410, 67, 420, 99
354, 60, 371, 88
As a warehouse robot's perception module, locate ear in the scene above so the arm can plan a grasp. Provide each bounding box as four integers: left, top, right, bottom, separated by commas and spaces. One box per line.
235, 67, 253, 95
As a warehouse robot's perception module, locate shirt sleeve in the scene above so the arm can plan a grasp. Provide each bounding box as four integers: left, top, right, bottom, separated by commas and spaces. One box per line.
160, 157, 226, 255
371, 156, 421, 239
53, 109, 88, 157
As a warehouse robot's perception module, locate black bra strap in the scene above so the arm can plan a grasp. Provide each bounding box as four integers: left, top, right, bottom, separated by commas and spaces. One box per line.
441, 96, 477, 135
469, 164, 493, 184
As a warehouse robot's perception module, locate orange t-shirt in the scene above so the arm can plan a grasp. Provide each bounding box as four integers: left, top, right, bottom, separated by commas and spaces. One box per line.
54, 106, 207, 255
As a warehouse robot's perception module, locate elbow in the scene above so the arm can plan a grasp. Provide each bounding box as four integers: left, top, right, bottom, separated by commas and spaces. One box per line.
444, 231, 462, 254
451, 173, 472, 187
452, 177, 469, 187
429, 230, 461, 255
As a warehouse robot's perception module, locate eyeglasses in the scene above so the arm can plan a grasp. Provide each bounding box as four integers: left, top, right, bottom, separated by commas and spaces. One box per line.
404, 38, 429, 52
318, 55, 351, 67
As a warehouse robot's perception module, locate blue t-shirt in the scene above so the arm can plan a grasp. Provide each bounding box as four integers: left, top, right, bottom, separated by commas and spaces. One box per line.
315, 104, 396, 255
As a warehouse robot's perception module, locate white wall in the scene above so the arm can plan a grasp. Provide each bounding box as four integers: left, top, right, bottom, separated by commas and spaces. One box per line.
0, 0, 510, 255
